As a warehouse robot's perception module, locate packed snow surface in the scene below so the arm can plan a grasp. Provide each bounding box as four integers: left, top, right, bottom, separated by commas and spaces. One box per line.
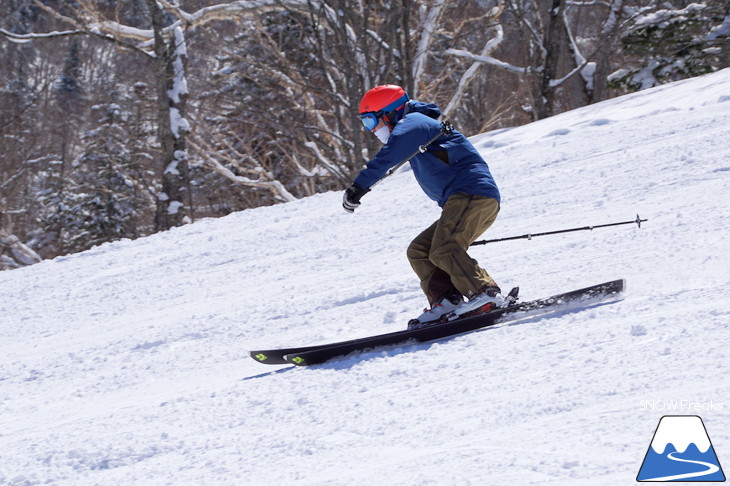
2, 69, 730, 485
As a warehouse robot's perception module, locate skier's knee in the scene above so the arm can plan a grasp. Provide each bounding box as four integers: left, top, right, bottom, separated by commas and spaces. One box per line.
407, 240, 429, 261
428, 245, 452, 267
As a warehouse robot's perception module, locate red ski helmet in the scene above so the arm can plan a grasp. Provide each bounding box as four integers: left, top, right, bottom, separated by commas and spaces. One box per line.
359, 84, 409, 115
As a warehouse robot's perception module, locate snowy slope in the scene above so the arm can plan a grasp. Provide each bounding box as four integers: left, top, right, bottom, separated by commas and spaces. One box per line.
2, 69, 730, 486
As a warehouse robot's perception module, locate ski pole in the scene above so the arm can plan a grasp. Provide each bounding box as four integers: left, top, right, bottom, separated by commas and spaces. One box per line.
471, 214, 647, 246
368, 121, 454, 189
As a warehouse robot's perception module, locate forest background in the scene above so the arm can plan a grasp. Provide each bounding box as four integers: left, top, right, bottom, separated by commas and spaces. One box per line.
0, 0, 727, 269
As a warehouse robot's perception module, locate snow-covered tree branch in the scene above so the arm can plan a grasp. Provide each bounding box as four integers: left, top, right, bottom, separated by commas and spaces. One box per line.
1, 0, 727, 266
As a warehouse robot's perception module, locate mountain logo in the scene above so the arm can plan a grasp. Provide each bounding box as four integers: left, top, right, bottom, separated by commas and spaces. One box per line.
637, 415, 725, 482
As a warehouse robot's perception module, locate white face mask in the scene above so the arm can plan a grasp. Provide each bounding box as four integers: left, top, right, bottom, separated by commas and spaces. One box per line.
374, 125, 391, 144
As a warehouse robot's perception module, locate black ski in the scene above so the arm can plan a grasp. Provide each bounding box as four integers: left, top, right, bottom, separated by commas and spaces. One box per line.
249, 287, 517, 366
250, 279, 624, 366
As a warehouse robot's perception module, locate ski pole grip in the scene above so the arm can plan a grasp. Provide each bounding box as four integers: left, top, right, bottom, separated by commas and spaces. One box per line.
441, 121, 454, 136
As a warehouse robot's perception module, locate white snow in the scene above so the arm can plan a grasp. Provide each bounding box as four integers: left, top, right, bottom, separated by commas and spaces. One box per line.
633, 3, 706, 29
650, 416, 711, 454
163, 160, 180, 176
88, 21, 153, 42
2, 69, 730, 485
166, 201, 184, 215
707, 15, 730, 41
169, 107, 190, 139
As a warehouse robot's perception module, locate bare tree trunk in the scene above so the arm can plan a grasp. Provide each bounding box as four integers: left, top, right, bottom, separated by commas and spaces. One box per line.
536, 0, 565, 119
148, 0, 191, 231
590, 0, 624, 104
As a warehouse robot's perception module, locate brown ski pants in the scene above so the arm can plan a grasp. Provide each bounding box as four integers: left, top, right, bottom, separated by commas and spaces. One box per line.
407, 193, 499, 305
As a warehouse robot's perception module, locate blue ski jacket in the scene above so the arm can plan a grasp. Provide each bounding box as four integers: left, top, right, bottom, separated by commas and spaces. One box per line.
354, 101, 500, 207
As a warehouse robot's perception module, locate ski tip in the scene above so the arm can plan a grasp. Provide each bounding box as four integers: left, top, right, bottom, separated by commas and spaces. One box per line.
250, 351, 270, 363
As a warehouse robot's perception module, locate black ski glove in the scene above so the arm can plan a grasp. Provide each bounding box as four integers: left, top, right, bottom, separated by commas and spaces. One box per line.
342, 183, 370, 213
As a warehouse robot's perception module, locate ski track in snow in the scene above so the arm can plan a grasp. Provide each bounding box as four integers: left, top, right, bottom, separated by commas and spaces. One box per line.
1, 69, 730, 485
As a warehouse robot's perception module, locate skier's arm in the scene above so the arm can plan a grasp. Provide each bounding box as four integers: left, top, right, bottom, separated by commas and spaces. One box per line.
353, 117, 440, 190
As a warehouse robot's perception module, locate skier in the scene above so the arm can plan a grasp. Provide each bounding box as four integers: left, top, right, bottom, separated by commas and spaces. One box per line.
342, 84, 503, 324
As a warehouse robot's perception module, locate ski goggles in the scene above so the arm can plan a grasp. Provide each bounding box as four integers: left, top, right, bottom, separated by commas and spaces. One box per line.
359, 93, 410, 131
360, 112, 381, 131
